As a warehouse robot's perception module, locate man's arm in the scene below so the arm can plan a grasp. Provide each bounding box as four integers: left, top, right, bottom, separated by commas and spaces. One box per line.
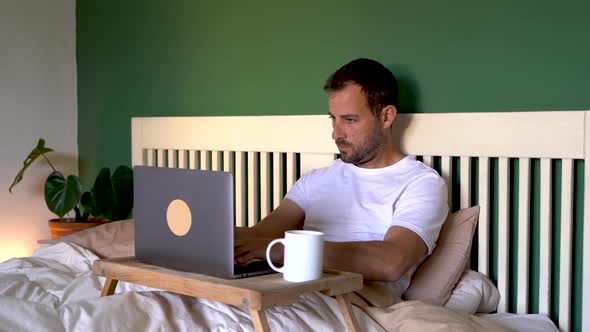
234, 199, 304, 263
235, 199, 304, 239
323, 226, 427, 282
333, 173, 446, 282
235, 200, 429, 282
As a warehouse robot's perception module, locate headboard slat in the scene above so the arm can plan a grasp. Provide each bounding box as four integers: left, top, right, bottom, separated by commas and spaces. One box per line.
285, 153, 296, 193
235, 152, 246, 227
211, 151, 221, 171
583, 111, 590, 332
157, 149, 165, 167
478, 157, 490, 277
178, 150, 187, 169
538, 158, 552, 316
441, 156, 452, 209
200, 150, 209, 171
460, 156, 471, 209
559, 158, 574, 332
422, 155, 433, 169
497, 157, 510, 313
167, 150, 175, 168
260, 152, 271, 220
517, 157, 531, 314
272, 153, 283, 210
247, 151, 259, 227
144, 149, 152, 167
188, 151, 197, 169
222, 151, 232, 172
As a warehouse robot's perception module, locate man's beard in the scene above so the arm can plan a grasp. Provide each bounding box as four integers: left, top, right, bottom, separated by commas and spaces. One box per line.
336, 126, 383, 165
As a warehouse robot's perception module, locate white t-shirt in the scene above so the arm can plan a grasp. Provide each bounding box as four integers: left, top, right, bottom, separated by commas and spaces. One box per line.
285, 156, 448, 296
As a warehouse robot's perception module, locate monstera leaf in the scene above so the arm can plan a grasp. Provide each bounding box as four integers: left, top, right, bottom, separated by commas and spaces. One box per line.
9, 139, 54, 193
44, 171, 82, 220
10, 139, 135, 223
80, 191, 100, 218
92, 165, 134, 221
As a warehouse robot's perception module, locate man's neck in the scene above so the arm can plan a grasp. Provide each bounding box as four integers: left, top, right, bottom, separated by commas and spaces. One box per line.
354, 144, 404, 169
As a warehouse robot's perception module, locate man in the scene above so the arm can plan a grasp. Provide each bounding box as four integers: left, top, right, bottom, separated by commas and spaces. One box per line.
235, 58, 448, 296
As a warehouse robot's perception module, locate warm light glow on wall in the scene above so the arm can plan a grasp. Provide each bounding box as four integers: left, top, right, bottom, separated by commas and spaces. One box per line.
0, 240, 36, 263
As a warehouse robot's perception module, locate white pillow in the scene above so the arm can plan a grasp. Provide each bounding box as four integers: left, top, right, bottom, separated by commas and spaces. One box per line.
444, 269, 500, 315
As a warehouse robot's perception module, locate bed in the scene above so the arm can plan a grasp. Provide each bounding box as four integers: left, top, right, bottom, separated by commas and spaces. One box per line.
1, 111, 587, 331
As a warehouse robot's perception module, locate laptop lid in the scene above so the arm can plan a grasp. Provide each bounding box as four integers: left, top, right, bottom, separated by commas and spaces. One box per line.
134, 166, 235, 278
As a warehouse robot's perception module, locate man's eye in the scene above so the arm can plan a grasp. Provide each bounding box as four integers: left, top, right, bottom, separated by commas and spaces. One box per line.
345, 118, 356, 123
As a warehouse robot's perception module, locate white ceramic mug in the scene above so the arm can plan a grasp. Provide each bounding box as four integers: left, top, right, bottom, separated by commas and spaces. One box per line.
265, 230, 324, 282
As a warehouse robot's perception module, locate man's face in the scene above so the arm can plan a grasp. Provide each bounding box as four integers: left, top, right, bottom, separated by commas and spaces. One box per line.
328, 84, 384, 166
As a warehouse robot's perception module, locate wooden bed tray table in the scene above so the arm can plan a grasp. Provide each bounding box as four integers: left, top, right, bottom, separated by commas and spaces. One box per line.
93, 257, 363, 332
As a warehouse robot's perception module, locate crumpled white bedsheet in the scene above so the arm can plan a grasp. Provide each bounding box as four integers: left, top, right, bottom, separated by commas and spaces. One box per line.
0, 242, 384, 332
477, 313, 559, 332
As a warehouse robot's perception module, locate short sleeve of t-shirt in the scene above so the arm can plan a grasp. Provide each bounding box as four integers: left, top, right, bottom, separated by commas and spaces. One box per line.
390, 173, 448, 254
284, 172, 310, 211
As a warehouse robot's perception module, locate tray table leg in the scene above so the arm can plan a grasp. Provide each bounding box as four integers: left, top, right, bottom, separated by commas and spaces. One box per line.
101, 278, 119, 297
336, 293, 360, 332
249, 308, 270, 332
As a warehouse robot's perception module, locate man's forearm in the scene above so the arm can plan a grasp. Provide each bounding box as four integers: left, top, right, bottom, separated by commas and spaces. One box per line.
234, 226, 257, 240
323, 241, 409, 282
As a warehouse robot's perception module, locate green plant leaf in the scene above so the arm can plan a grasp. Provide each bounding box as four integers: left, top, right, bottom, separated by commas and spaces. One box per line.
110, 165, 134, 218
92, 165, 133, 221
44, 171, 82, 220
92, 168, 114, 218
81, 191, 100, 218
9, 138, 54, 193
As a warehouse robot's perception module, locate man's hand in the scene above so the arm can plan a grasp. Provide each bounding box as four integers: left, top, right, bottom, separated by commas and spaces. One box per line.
234, 238, 283, 265
233, 199, 303, 265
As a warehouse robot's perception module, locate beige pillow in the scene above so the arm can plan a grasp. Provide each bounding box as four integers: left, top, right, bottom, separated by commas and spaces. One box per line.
44, 219, 135, 258
403, 205, 480, 306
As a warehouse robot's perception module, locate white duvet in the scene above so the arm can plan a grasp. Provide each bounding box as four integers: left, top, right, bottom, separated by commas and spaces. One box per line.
0, 243, 384, 332
0, 242, 561, 332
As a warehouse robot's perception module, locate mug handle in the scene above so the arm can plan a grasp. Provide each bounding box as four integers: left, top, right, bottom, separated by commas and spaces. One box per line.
266, 238, 285, 273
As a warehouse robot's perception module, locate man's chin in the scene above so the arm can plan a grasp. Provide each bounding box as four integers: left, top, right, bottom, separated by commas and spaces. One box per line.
340, 154, 356, 164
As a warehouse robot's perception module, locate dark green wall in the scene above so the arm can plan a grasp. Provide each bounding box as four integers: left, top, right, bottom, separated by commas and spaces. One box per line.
77, 0, 590, 182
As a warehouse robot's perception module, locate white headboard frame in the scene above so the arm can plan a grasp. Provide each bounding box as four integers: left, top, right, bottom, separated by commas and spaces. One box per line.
132, 111, 589, 332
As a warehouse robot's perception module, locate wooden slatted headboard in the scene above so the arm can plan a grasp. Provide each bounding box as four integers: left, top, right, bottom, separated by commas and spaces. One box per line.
131, 111, 589, 332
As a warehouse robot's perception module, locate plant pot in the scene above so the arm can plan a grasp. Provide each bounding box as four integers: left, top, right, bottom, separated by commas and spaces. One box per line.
48, 218, 109, 239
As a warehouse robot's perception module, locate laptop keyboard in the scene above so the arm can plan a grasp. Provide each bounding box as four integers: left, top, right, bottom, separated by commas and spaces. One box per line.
234, 260, 272, 274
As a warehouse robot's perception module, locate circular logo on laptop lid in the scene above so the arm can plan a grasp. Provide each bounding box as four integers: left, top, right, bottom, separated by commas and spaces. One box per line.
166, 199, 192, 236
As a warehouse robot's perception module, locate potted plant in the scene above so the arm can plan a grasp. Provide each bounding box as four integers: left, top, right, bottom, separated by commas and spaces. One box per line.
9, 139, 134, 238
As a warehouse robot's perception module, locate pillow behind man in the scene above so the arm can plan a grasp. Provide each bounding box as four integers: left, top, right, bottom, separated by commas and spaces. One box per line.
42, 219, 135, 258
444, 269, 500, 314
403, 205, 480, 306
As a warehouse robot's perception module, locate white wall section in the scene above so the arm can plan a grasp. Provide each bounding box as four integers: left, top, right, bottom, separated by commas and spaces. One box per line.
0, 0, 77, 261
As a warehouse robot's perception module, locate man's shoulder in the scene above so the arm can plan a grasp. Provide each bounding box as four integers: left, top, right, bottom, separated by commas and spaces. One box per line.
380, 156, 439, 177
299, 159, 342, 179
395, 157, 446, 187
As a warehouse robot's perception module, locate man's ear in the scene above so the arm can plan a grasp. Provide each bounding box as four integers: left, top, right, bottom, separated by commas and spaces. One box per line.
380, 105, 397, 129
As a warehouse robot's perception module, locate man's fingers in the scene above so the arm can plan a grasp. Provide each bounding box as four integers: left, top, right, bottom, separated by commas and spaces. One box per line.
234, 247, 265, 264
233, 239, 274, 264
236, 252, 258, 264
234, 245, 252, 258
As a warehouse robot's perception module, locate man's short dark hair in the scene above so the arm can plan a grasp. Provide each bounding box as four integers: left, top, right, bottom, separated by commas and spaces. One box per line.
323, 58, 398, 117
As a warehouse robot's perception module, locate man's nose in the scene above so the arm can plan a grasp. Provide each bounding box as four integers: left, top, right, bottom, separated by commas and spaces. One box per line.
332, 122, 343, 141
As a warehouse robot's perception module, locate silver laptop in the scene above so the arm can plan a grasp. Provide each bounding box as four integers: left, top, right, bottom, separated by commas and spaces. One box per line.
134, 166, 273, 279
